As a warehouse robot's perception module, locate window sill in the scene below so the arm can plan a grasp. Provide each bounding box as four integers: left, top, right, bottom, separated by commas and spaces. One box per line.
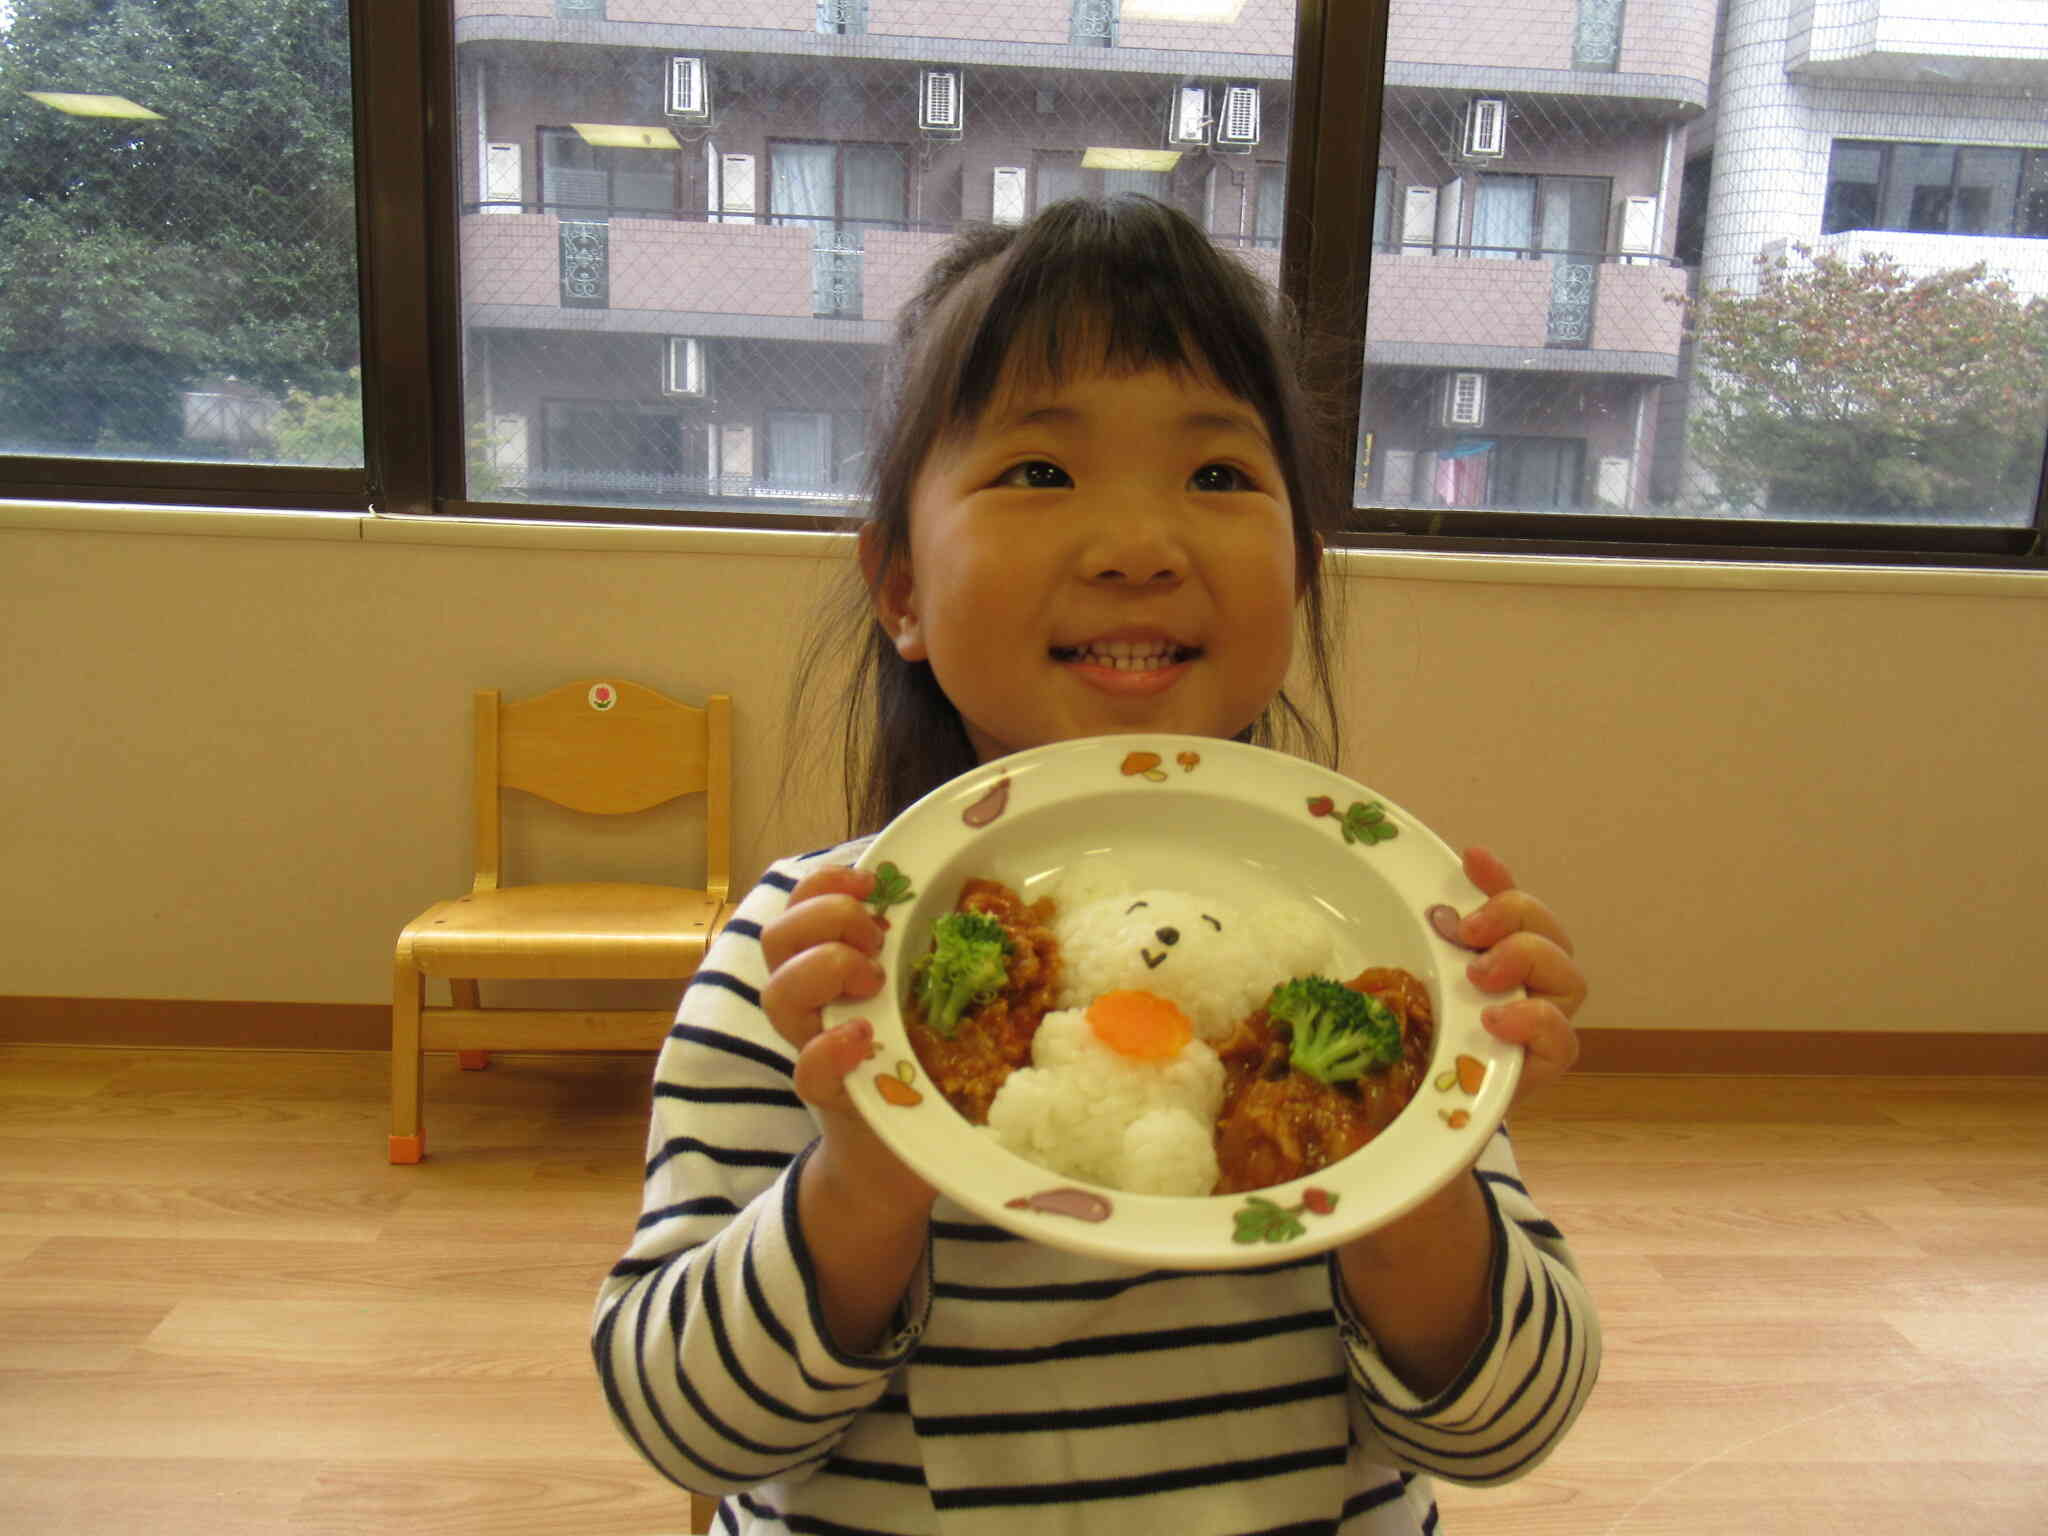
5, 498, 2044, 598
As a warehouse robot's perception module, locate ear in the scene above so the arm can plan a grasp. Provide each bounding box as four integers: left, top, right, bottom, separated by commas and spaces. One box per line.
858, 522, 928, 662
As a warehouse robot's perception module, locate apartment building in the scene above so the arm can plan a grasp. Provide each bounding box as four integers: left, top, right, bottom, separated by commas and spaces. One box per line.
452, 0, 1728, 515
1661, 0, 2048, 509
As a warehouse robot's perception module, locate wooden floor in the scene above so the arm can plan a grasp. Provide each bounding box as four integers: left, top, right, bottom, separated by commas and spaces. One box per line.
1, 1047, 2042, 1536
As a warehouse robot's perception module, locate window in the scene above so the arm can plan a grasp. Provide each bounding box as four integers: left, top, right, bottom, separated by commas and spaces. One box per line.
1469, 174, 1608, 259
1824, 139, 2048, 239
0, 0, 364, 482
2, 1, 2042, 565
540, 127, 680, 218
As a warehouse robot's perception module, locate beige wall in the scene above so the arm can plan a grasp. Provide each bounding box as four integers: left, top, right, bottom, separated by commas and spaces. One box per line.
3, 512, 2045, 1039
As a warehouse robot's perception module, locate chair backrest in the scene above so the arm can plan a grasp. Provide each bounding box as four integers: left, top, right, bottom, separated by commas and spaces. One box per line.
472, 679, 730, 905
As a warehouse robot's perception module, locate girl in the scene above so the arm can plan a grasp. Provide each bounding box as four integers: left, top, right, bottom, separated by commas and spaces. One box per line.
594, 197, 1596, 1535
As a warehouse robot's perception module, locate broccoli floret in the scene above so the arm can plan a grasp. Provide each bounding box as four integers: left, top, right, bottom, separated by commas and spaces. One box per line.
912, 910, 1012, 1037
1266, 975, 1402, 1085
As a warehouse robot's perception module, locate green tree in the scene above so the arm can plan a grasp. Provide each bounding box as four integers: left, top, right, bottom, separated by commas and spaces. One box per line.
1684, 245, 2048, 521
0, 0, 359, 458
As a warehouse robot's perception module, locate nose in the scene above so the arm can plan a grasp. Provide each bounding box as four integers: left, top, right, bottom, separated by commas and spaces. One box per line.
1155, 927, 1179, 946
1082, 486, 1188, 586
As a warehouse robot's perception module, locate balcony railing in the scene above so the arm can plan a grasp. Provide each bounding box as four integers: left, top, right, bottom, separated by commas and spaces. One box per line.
1366, 247, 1687, 367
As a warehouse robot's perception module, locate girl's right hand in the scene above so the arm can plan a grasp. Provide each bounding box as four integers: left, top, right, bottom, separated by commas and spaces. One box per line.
759, 866, 937, 1216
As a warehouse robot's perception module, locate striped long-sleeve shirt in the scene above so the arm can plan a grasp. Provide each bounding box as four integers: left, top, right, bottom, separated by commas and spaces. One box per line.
594, 840, 1601, 1535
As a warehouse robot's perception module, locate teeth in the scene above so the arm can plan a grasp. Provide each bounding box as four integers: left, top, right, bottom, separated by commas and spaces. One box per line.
1057, 642, 1191, 670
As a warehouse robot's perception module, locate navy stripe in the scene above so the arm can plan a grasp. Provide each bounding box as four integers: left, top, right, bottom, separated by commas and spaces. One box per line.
930, 1442, 1349, 1509
638, 1198, 738, 1229
820, 1455, 928, 1487
722, 916, 764, 940
1516, 1216, 1566, 1242
915, 1307, 1329, 1367
732, 1489, 889, 1536
1339, 1477, 1408, 1520
934, 1253, 1319, 1304
1477, 1168, 1530, 1201
627, 1261, 768, 1487
647, 1136, 794, 1180
656, 1080, 807, 1111
698, 1233, 865, 1430
684, 969, 766, 1011
607, 1255, 665, 1279
913, 1372, 1345, 1436
931, 1218, 1018, 1243
761, 869, 799, 892
669, 1021, 793, 1075
738, 1222, 897, 1409
592, 1288, 696, 1493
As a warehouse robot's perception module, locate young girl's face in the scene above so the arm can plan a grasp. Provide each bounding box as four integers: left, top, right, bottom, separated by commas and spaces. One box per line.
874, 362, 1302, 764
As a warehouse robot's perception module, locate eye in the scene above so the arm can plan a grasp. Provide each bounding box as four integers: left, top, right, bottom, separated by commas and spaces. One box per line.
1201, 914, 1222, 931
996, 460, 1072, 489
1124, 900, 1151, 914
1190, 462, 1254, 492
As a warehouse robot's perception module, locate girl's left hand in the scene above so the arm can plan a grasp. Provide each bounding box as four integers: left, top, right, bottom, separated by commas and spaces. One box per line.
1453, 846, 1585, 1104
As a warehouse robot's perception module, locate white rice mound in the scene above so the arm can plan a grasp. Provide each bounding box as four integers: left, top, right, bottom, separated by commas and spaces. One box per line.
1051, 885, 1335, 1044
979, 882, 1340, 1197
984, 1007, 1225, 1197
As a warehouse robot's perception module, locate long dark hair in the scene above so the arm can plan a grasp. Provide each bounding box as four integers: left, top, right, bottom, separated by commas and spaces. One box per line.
788, 195, 1346, 836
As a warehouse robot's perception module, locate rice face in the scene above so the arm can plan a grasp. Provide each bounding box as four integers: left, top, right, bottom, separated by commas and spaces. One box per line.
1053, 887, 1334, 1044
984, 1009, 1224, 1197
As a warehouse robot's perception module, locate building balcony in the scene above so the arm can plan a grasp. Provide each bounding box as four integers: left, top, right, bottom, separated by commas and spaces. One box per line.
459, 211, 956, 338
452, 0, 1296, 68
1788, 0, 2048, 86
1363, 249, 1688, 375
1387, 0, 1716, 109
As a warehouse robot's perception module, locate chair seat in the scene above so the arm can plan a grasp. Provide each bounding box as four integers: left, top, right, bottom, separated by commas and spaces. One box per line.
403, 882, 725, 979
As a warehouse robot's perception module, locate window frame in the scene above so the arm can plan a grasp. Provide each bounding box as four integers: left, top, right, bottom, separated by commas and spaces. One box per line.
1823, 137, 2048, 241
0, 0, 2040, 565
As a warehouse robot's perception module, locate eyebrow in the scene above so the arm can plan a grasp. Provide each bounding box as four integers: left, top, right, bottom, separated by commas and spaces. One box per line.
998, 402, 1272, 446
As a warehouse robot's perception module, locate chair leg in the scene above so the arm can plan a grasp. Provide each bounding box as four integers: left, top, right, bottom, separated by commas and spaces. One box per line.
452, 980, 489, 1071
390, 952, 427, 1164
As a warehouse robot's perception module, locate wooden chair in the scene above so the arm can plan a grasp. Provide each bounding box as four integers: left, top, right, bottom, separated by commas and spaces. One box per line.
389, 679, 731, 1164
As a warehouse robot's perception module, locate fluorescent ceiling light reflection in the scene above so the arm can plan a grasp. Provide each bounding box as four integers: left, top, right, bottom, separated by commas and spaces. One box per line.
28, 91, 164, 119
1122, 0, 1247, 20
571, 122, 680, 150
1082, 147, 1182, 171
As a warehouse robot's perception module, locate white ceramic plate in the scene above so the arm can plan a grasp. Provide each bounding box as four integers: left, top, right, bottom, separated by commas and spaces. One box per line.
831, 734, 1521, 1269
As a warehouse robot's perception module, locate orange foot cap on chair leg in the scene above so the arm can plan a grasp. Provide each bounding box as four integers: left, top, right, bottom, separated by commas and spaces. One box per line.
388, 1134, 425, 1165
459, 1051, 490, 1070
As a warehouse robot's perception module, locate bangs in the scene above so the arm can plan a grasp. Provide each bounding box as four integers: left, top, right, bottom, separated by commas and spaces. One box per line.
924, 197, 1289, 444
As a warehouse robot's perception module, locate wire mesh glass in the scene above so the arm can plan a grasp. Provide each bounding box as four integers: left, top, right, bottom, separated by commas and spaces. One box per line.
0, 0, 363, 468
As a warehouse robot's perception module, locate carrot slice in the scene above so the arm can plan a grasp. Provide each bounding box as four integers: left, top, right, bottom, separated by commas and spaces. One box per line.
1087, 990, 1193, 1061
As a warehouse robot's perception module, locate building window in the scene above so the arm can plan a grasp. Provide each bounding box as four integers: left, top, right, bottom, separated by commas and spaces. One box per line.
540, 401, 702, 491
1823, 140, 2048, 239
538, 127, 678, 219
764, 410, 865, 493
1470, 174, 1610, 259
1035, 151, 1173, 212
1254, 164, 1287, 247
1435, 436, 1586, 510
1373, 167, 1395, 251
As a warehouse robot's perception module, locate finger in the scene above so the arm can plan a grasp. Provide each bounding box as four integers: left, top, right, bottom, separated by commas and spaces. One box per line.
1459, 887, 1575, 957
1461, 845, 1519, 900
791, 1014, 879, 1113
1482, 998, 1580, 1096
1466, 932, 1588, 1019
759, 941, 887, 1049
761, 889, 887, 973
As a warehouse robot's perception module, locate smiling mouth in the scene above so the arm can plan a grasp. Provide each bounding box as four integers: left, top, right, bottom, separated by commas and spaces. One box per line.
1050, 641, 1200, 672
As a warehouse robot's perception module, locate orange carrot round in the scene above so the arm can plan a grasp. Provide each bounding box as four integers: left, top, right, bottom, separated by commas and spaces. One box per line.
1087, 990, 1193, 1061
